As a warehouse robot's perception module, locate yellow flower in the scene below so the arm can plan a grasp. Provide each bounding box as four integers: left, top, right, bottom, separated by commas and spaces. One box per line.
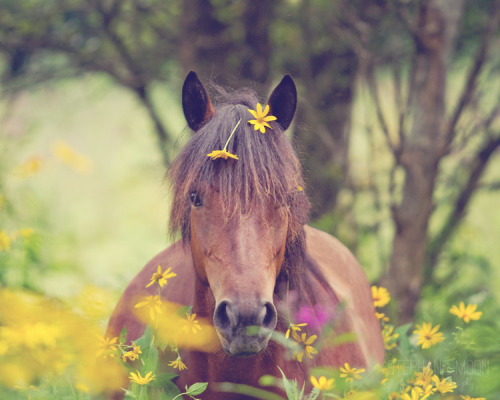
52, 141, 93, 173
310, 376, 334, 391
121, 342, 142, 362
412, 364, 434, 387
207, 149, 239, 160
449, 302, 482, 323
12, 156, 44, 178
134, 295, 163, 321
460, 396, 485, 400
413, 322, 444, 349
375, 312, 390, 322
97, 336, 119, 358
401, 387, 430, 400
285, 322, 307, 339
182, 313, 202, 334
339, 363, 365, 383
146, 265, 177, 288
292, 333, 317, 362
382, 325, 399, 350
371, 286, 391, 308
75, 383, 89, 393
169, 357, 188, 371
432, 375, 457, 393
0, 231, 11, 252
248, 103, 277, 133
129, 370, 155, 385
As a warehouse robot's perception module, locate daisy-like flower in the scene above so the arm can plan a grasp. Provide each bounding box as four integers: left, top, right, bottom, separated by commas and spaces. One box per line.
129, 370, 155, 385
207, 118, 241, 161
146, 265, 177, 288
413, 322, 444, 349
96, 336, 119, 358
310, 376, 335, 391
292, 333, 318, 362
182, 313, 202, 334
169, 356, 188, 371
449, 302, 482, 323
382, 325, 399, 350
460, 396, 485, 400
401, 387, 429, 400
339, 363, 365, 383
285, 322, 307, 340
122, 342, 142, 362
432, 375, 457, 394
248, 103, 277, 133
412, 364, 434, 387
371, 286, 391, 308
134, 295, 163, 321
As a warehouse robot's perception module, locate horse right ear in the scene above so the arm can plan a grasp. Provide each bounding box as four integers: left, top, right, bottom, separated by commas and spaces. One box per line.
182, 71, 215, 131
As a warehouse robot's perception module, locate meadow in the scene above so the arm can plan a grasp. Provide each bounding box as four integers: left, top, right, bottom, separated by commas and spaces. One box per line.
0, 74, 498, 399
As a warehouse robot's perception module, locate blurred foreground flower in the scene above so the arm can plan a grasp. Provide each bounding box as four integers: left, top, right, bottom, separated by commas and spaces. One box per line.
129, 371, 155, 385
12, 156, 44, 178
449, 302, 482, 323
371, 286, 390, 308
310, 375, 334, 391
339, 362, 365, 383
0, 231, 11, 252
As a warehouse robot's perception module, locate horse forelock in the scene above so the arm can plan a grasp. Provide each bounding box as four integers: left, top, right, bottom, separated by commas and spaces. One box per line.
167, 85, 311, 274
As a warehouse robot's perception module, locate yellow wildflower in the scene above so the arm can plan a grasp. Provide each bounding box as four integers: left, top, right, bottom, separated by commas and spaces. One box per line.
340, 363, 365, 383
413, 322, 444, 349
181, 313, 202, 334
371, 286, 390, 308
310, 376, 334, 391
382, 325, 399, 350
75, 383, 89, 393
412, 364, 434, 387
134, 295, 163, 321
146, 265, 177, 288
292, 333, 317, 362
248, 103, 277, 133
97, 336, 119, 358
375, 312, 390, 322
52, 141, 93, 173
129, 371, 155, 385
207, 118, 241, 161
122, 342, 142, 362
285, 322, 307, 339
169, 357, 188, 371
432, 375, 457, 393
460, 396, 485, 400
0, 231, 11, 252
401, 387, 425, 400
207, 149, 239, 160
12, 156, 44, 178
449, 302, 482, 323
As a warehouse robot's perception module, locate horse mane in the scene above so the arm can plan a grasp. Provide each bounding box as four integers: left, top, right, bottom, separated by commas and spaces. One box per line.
168, 84, 323, 307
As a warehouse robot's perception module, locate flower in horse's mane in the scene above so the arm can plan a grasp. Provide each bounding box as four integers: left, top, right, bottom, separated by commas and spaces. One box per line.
207, 118, 241, 161
413, 322, 444, 349
129, 370, 155, 385
285, 322, 307, 339
449, 302, 482, 323
339, 363, 365, 383
96, 336, 118, 358
146, 265, 177, 288
310, 375, 335, 391
169, 356, 188, 371
121, 342, 142, 362
248, 103, 277, 133
181, 313, 202, 334
432, 375, 457, 394
134, 295, 163, 321
292, 332, 317, 362
371, 286, 391, 308
382, 325, 399, 350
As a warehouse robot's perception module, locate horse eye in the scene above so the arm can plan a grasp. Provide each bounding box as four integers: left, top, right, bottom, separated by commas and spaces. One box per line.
190, 191, 203, 207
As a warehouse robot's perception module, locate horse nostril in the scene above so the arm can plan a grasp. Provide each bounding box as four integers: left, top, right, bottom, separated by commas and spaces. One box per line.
262, 302, 277, 330
214, 300, 234, 331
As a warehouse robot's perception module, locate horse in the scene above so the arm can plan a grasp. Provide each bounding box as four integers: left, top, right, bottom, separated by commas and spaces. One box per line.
107, 71, 384, 399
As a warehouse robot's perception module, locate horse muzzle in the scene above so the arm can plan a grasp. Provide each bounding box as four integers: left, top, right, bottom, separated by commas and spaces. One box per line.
213, 299, 277, 357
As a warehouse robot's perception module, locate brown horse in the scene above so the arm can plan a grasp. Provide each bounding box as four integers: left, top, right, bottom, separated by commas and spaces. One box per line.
107, 72, 384, 399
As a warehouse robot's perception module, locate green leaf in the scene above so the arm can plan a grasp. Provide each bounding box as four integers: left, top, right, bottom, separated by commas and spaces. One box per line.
278, 366, 299, 400
185, 382, 208, 396
135, 325, 154, 349
395, 323, 413, 356
305, 387, 320, 400
141, 343, 158, 374
122, 387, 136, 398
216, 382, 285, 400
120, 326, 128, 344
151, 372, 179, 388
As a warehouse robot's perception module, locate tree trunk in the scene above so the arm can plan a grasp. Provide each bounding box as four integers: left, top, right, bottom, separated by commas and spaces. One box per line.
383, 0, 465, 323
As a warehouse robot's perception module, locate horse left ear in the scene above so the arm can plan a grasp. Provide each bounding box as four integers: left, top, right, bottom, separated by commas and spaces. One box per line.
267, 75, 297, 131
182, 71, 216, 131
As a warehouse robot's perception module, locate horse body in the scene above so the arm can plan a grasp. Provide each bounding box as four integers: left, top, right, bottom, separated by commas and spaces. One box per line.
107, 72, 384, 399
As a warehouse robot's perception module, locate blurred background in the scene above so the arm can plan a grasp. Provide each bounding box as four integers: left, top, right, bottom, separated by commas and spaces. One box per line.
0, 0, 499, 396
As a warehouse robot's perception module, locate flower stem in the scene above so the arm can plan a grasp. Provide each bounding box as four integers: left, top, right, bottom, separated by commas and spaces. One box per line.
222, 119, 241, 151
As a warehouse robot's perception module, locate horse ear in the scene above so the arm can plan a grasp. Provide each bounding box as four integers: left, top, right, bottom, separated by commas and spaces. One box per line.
182, 71, 215, 131
267, 75, 297, 131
